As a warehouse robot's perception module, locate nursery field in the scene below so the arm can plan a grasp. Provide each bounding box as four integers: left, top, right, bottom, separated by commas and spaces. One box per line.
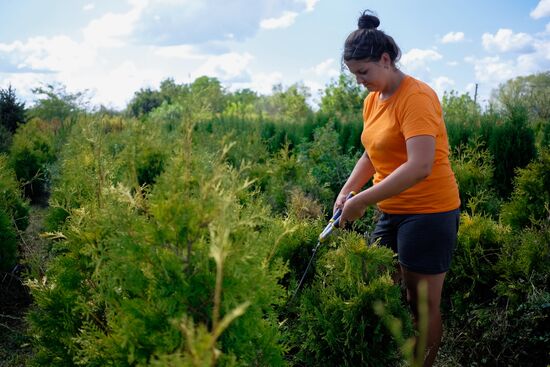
0, 73, 549, 366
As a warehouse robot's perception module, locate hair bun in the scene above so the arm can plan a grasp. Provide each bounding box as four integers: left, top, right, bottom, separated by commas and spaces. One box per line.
358, 10, 380, 30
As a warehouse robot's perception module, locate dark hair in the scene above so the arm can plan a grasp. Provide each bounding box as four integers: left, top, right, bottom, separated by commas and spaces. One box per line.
343, 10, 401, 64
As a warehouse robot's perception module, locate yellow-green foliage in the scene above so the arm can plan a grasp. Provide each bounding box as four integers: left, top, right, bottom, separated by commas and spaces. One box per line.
30, 125, 289, 366
451, 138, 500, 217
287, 232, 412, 366
0, 154, 29, 271
500, 149, 550, 229
447, 212, 509, 310
9, 118, 56, 197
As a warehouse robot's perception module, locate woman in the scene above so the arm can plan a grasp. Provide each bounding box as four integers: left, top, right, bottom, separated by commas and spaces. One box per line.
336, 10, 461, 367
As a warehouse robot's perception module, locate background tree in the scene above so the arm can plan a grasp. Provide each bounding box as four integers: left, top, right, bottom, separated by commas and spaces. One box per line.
261, 83, 312, 122
127, 87, 164, 118
319, 73, 368, 120
492, 72, 550, 151
492, 71, 550, 121
28, 84, 88, 122
0, 85, 26, 134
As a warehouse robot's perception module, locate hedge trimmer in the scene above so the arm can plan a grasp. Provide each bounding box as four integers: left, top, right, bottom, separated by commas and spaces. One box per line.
289, 191, 356, 304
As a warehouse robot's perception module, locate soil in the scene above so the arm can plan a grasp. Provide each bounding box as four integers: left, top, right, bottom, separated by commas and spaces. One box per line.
0, 203, 49, 367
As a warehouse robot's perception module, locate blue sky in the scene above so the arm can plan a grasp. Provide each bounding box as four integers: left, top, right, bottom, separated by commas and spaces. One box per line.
0, 0, 548, 110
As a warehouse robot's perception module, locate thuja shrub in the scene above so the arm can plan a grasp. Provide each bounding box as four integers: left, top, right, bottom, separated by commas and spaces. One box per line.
9, 118, 56, 198
286, 232, 412, 366
446, 213, 508, 312
29, 140, 288, 366
0, 208, 18, 272
114, 120, 168, 188
298, 124, 358, 209
257, 144, 331, 215
450, 139, 501, 217
500, 149, 550, 230
495, 227, 550, 304
0, 154, 29, 271
45, 118, 118, 231
446, 227, 549, 367
486, 106, 536, 197
0, 154, 29, 230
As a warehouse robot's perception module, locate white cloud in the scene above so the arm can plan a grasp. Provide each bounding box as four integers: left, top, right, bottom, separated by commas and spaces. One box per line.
531, 0, 550, 19
400, 48, 443, 71
482, 29, 535, 53
82, 3, 145, 48
447, 61, 459, 66
300, 0, 319, 12
83, 3, 95, 11
470, 56, 515, 85
132, 0, 310, 45
307, 58, 339, 78
194, 52, 254, 81
260, 11, 299, 29
546, 22, 550, 33
0, 72, 55, 104
466, 33, 550, 95
431, 76, 455, 97
234, 71, 284, 95
441, 32, 465, 44
0, 36, 96, 73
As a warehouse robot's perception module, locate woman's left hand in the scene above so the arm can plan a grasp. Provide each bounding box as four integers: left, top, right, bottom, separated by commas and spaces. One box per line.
339, 195, 367, 227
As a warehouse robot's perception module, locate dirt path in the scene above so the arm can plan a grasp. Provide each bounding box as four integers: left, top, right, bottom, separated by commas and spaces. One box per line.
0, 204, 49, 367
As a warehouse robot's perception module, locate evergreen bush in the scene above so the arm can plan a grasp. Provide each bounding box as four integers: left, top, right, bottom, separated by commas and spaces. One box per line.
298, 124, 358, 209
30, 132, 288, 366
286, 232, 412, 366
9, 118, 56, 199
450, 139, 501, 217
446, 213, 508, 312
0, 154, 29, 272
487, 106, 536, 197
500, 149, 550, 229
0, 208, 18, 272
0, 154, 30, 230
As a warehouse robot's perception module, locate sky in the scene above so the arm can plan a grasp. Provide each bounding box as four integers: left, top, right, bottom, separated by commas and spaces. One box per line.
0, 0, 549, 110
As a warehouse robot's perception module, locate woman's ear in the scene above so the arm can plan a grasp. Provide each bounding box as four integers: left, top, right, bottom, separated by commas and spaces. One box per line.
380, 52, 391, 67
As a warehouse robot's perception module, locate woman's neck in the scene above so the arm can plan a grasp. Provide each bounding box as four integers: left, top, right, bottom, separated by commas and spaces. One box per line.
380, 70, 405, 100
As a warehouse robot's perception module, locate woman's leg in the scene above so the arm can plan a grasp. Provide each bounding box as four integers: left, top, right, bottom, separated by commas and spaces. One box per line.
401, 267, 446, 367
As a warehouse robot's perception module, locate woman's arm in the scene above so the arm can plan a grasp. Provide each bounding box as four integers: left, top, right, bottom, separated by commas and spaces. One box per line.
333, 151, 376, 212
340, 135, 435, 223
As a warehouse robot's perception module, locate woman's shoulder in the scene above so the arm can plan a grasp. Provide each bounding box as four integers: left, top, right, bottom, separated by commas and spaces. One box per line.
402, 75, 439, 100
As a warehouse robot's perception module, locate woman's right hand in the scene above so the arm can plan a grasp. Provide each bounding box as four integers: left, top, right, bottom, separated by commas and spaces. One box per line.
333, 192, 350, 215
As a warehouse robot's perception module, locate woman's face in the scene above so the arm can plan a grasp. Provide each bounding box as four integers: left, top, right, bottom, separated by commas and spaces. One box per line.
345, 54, 391, 92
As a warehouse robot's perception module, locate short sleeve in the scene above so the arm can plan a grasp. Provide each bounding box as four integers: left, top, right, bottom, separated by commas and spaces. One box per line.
399, 92, 442, 140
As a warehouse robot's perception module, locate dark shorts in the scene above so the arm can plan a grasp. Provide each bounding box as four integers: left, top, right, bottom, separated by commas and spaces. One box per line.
368, 208, 460, 274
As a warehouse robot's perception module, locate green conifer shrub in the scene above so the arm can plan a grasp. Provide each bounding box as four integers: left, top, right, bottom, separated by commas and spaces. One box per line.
30, 132, 289, 366
286, 232, 412, 366
0, 208, 18, 272
441, 90, 480, 149
500, 149, 550, 229
9, 118, 56, 199
0, 154, 29, 271
257, 144, 331, 215
445, 226, 549, 366
450, 139, 501, 217
495, 227, 549, 304
486, 105, 536, 197
446, 213, 508, 313
0, 154, 30, 231
298, 124, 358, 209
45, 118, 117, 231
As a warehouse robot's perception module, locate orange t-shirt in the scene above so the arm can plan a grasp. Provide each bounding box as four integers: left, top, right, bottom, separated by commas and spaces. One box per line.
361, 75, 460, 214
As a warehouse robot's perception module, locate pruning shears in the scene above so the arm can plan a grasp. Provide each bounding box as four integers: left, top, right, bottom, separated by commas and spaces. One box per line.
289, 191, 356, 303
